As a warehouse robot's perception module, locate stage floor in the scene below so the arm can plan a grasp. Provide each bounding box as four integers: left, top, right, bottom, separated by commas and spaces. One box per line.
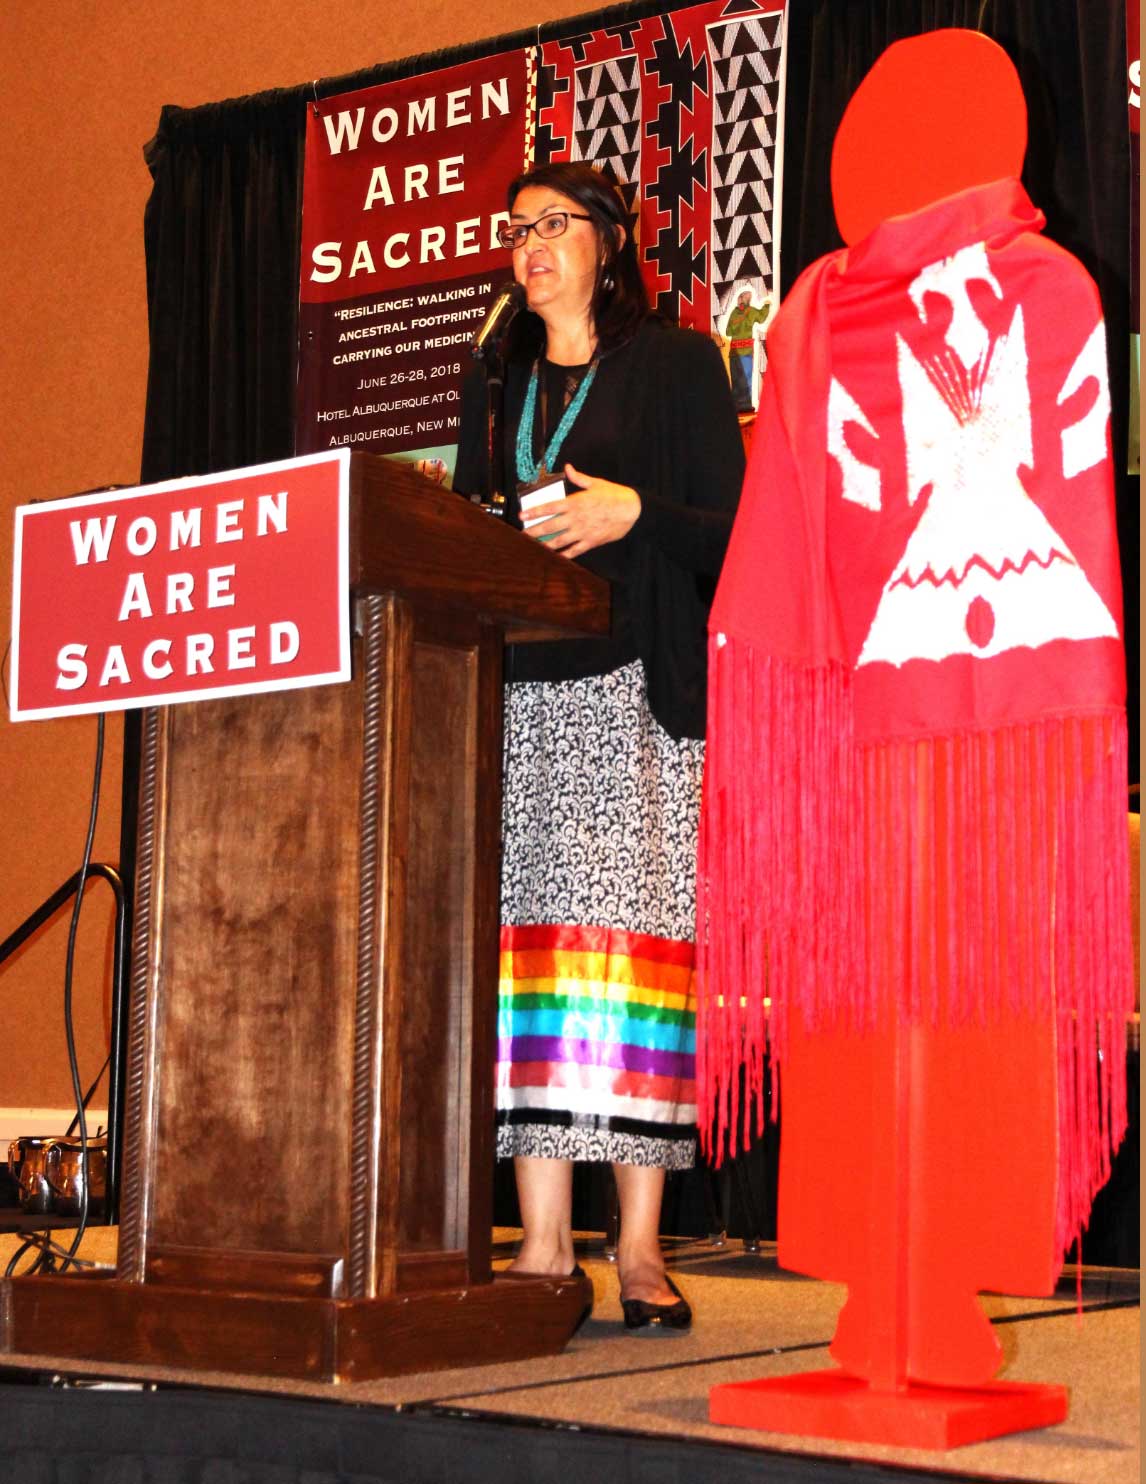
0, 1226, 1138, 1484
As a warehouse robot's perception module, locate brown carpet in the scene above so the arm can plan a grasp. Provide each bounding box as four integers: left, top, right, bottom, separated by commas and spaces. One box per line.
1, 1225, 1138, 1483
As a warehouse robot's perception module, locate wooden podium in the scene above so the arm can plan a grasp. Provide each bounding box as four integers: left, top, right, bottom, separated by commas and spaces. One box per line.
2, 454, 607, 1382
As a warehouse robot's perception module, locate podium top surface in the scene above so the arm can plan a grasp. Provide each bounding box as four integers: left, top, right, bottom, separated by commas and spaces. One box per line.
350, 454, 610, 644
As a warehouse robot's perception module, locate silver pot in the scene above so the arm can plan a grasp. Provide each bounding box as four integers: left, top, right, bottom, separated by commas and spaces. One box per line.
8, 1135, 60, 1215
46, 1137, 107, 1215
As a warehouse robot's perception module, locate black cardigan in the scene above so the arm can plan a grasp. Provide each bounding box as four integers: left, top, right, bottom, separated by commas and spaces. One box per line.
454, 316, 745, 739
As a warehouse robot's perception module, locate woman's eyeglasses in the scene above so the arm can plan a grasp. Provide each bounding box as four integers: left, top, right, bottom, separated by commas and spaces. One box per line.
497, 211, 593, 251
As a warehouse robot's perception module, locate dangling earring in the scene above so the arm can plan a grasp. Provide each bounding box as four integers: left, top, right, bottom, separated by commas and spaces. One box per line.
602, 268, 616, 293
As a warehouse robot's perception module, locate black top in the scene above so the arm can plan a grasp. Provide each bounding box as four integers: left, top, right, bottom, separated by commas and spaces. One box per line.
454, 316, 745, 739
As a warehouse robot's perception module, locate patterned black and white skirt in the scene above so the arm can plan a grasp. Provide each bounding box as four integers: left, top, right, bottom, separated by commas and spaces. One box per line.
497, 659, 703, 1170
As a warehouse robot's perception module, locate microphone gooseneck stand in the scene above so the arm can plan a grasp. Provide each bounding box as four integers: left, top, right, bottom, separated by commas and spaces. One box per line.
469, 281, 525, 525
480, 344, 510, 522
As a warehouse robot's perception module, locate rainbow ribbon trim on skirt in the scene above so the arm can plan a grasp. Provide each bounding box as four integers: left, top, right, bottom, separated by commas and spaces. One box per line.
497, 923, 697, 1136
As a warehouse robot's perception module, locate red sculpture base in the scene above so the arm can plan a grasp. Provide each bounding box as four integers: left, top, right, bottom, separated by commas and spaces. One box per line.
709, 1370, 1069, 1450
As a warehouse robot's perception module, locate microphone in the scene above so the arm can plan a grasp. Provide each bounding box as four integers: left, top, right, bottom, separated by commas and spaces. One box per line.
470, 281, 526, 359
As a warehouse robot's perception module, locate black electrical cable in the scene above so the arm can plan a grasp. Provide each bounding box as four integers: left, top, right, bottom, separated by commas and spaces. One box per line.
5, 1231, 105, 1276
64, 1054, 111, 1138
5, 1236, 43, 1277
55, 711, 106, 1272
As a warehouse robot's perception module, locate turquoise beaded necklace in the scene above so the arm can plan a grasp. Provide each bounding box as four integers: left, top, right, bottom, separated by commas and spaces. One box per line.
515, 357, 599, 484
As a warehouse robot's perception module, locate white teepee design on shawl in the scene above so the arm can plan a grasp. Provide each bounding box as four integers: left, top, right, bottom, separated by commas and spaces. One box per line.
857, 243, 1118, 669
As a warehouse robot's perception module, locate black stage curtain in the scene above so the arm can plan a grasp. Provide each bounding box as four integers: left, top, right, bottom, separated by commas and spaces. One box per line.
139, 90, 305, 485
0, 1381, 962, 1484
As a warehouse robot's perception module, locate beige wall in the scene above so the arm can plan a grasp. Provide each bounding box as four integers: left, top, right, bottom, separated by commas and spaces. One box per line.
0, 2, 571, 1109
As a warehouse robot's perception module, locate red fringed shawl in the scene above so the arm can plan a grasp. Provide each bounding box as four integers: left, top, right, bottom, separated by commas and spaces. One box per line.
697, 180, 1133, 1252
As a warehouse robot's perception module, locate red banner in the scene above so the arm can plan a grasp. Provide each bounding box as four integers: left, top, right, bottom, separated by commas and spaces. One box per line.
10, 452, 350, 721
296, 50, 533, 467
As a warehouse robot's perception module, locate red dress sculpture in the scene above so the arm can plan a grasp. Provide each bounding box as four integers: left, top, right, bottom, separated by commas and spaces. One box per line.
697, 31, 1133, 1448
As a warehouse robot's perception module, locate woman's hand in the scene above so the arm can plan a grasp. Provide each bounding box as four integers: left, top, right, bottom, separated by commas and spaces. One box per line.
524, 463, 641, 559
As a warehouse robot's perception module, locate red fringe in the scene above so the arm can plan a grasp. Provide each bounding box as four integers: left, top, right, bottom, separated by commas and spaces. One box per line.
696, 635, 1134, 1252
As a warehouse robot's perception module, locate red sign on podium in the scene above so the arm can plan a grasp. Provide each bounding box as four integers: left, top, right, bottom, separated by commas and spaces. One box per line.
10, 451, 350, 721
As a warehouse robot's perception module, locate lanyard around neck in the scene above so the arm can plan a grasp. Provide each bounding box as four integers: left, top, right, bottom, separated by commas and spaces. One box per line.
516, 357, 598, 485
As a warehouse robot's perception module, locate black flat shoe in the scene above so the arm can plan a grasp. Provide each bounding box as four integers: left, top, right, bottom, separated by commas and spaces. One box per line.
620, 1274, 691, 1331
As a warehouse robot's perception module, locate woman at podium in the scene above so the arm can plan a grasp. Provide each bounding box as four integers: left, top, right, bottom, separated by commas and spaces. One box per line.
454, 161, 743, 1327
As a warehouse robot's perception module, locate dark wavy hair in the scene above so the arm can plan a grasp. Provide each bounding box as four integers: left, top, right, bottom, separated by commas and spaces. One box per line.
505, 161, 650, 354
